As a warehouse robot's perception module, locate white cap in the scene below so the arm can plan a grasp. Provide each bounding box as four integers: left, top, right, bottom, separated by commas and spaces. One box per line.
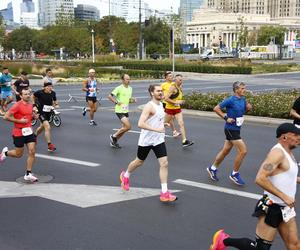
89, 69, 96, 73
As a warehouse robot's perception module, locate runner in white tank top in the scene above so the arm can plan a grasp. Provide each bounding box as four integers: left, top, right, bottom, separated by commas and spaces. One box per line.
209, 123, 300, 250
119, 84, 177, 203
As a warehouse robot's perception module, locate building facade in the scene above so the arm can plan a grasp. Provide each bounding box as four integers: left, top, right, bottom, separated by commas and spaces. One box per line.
74, 4, 100, 21
0, 2, 14, 23
21, 0, 35, 13
38, 0, 74, 27
180, 0, 204, 23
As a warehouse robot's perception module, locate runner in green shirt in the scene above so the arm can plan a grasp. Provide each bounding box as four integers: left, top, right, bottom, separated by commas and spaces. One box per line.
108, 74, 136, 148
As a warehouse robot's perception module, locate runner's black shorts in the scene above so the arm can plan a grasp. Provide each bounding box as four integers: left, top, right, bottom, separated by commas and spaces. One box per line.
86, 96, 97, 103
116, 112, 129, 120
39, 112, 51, 123
137, 142, 167, 161
224, 128, 241, 140
13, 134, 36, 148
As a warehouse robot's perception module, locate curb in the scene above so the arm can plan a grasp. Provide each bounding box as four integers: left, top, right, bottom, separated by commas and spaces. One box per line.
137, 105, 290, 126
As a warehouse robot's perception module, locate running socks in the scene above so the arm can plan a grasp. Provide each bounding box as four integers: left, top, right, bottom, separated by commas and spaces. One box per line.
124, 171, 130, 178
26, 170, 32, 175
161, 183, 168, 193
224, 236, 272, 250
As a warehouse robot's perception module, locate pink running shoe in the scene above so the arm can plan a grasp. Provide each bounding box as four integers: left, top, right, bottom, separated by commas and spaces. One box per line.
160, 191, 178, 202
210, 229, 229, 250
172, 130, 181, 138
120, 171, 130, 191
24, 173, 38, 182
0, 147, 8, 163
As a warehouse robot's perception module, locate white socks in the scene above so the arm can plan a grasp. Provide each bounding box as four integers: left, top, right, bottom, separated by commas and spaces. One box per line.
161, 183, 168, 193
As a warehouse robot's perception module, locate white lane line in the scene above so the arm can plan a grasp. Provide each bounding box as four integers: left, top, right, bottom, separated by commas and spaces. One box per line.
57, 108, 75, 111
112, 129, 173, 138
174, 179, 261, 200
35, 154, 101, 167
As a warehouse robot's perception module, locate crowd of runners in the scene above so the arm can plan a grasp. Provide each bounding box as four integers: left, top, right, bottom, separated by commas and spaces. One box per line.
0, 66, 300, 249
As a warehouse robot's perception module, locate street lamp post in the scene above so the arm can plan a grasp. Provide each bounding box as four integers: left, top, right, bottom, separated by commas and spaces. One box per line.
138, 0, 143, 60
171, 7, 175, 73
91, 29, 95, 63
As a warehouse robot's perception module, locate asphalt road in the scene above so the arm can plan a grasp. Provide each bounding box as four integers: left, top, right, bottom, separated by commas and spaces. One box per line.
0, 73, 299, 250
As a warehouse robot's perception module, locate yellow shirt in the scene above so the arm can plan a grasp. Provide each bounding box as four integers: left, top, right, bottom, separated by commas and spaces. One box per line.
165, 83, 183, 110
161, 81, 173, 104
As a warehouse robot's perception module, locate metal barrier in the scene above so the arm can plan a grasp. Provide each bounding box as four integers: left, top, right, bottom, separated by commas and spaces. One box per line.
67, 94, 101, 104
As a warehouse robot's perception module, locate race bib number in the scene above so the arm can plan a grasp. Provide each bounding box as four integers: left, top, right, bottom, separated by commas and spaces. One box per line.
22, 127, 33, 136
236, 117, 244, 127
281, 206, 296, 223
89, 88, 95, 93
43, 105, 52, 112
121, 104, 129, 112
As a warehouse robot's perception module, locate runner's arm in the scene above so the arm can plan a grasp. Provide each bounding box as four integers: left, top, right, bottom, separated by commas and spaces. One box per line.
138, 103, 164, 133
290, 108, 300, 120
255, 148, 295, 207
4, 110, 27, 124
164, 85, 181, 105
108, 93, 120, 105
82, 80, 89, 92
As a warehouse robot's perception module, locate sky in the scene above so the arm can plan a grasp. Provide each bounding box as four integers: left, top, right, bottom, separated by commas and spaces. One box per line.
0, 0, 180, 23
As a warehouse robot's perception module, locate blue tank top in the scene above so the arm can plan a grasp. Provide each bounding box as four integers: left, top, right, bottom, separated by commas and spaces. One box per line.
86, 79, 97, 97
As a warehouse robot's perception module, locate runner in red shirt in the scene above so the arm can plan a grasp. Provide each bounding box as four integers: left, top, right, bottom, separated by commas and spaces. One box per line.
0, 88, 39, 182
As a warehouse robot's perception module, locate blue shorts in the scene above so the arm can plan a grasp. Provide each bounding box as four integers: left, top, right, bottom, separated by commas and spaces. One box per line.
1, 91, 13, 99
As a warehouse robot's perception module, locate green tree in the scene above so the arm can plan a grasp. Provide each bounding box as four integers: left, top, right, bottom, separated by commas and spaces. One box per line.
257, 25, 287, 46
0, 15, 5, 48
238, 16, 249, 47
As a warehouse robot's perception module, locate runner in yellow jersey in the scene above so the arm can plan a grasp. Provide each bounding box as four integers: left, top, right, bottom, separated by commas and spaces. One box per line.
164, 74, 194, 148
161, 71, 180, 137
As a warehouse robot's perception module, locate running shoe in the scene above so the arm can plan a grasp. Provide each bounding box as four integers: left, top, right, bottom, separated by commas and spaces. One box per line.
172, 130, 181, 138
82, 107, 87, 116
229, 172, 245, 186
210, 229, 229, 250
89, 120, 97, 126
110, 142, 121, 149
110, 134, 117, 144
48, 143, 56, 152
0, 147, 8, 163
207, 166, 219, 181
120, 170, 130, 191
182, 139, 194, 148
24, 173, 38, 182
160, 191, 178, 202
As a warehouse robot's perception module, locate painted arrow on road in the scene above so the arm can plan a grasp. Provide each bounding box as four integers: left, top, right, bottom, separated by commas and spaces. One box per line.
0, 181, 180, 208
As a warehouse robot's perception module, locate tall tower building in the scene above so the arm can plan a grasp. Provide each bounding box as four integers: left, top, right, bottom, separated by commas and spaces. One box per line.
180, 0, 204, 23
75, 4, 100, 21
21, 0, 35, 13
20, 0, 39, 29
38, 0, 74, 27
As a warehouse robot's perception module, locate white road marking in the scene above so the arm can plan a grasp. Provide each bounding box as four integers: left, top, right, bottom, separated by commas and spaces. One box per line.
112, 129, 173, 138
35, 154, 100, 167
174, 179, 261, 200
0, 181, 181, 208
56, 108, 75, 112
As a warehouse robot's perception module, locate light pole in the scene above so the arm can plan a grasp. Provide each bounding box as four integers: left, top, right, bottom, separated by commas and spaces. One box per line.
91, 29, 95, 63
171, 7, 175, 73
139, 0, 143, 60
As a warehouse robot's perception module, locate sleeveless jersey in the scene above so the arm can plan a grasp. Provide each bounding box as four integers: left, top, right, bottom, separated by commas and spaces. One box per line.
165, 83, 183, 110
86, 78, 98, 97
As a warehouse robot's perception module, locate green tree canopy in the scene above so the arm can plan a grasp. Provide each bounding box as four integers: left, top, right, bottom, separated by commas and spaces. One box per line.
257, 25, 287, 46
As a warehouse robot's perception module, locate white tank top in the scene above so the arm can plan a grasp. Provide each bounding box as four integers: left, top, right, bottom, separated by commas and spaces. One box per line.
138, 101, 165, 147
264, 143, 298, 205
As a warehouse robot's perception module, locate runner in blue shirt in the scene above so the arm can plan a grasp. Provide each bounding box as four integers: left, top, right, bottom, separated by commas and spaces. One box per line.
0, 67, 14, 114
207, 81, 252, 186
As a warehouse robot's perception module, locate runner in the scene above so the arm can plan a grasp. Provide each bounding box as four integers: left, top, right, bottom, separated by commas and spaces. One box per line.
43, 68, 54, 85
161, 71, 180, 137
108, 74, 136, 148
12, 71, 30, 102
210, 123, 300, 250
119, 84, 177, 202
290, 96, 300, 127
82, 68, 100, 126
164, 74, 194, 148
33, 82, 59, 152
207, 81, 251, 186
0, 67, 14, 113
0, 88, 38, 182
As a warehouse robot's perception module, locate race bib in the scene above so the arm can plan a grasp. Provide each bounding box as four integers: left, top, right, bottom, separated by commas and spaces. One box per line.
6, 81, 12, 86
43, 105, 52, 112
121, 104, 129, 112
281, 206, 296, 223
89, 88, 95, 93
22, 127, 33, 136
236, 117, 244, 127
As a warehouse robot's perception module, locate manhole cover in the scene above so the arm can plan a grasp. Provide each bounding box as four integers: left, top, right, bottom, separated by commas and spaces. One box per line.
16, 174, 54, 184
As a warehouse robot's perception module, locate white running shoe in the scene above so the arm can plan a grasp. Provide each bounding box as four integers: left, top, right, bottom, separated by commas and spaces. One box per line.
0, 147, 8, 163
24, 173, 38, 182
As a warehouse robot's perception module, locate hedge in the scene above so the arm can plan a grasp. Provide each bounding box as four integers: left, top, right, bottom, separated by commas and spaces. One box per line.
183, 90, 299, 119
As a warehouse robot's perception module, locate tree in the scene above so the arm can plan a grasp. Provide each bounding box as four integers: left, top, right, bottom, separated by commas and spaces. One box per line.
257, 25, 287, 46
238, 16, 249, 47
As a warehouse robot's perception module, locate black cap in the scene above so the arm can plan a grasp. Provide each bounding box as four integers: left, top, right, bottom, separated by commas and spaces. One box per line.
276, 123, 300, 138
44, 82, 53, 87
20, 71, 28, 75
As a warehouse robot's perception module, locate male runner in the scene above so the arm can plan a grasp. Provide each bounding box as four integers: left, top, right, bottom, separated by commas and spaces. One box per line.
161, 71, 180, 137
0, 88, 38, 182
13, 71, 30, 101
0, 67, 14, 113
120, 84, 177, 202
82, 68, 99, 126
108, 74, 136, 148
207, 81, 251, 186
33, 82, 59, 152
43, 68, 54, 84
210, 123, 300, 250
164, 74, 194, 148
290, 96, 300, 127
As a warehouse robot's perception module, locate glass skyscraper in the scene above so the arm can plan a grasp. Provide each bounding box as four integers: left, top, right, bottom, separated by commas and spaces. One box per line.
180, 0, 204, 23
